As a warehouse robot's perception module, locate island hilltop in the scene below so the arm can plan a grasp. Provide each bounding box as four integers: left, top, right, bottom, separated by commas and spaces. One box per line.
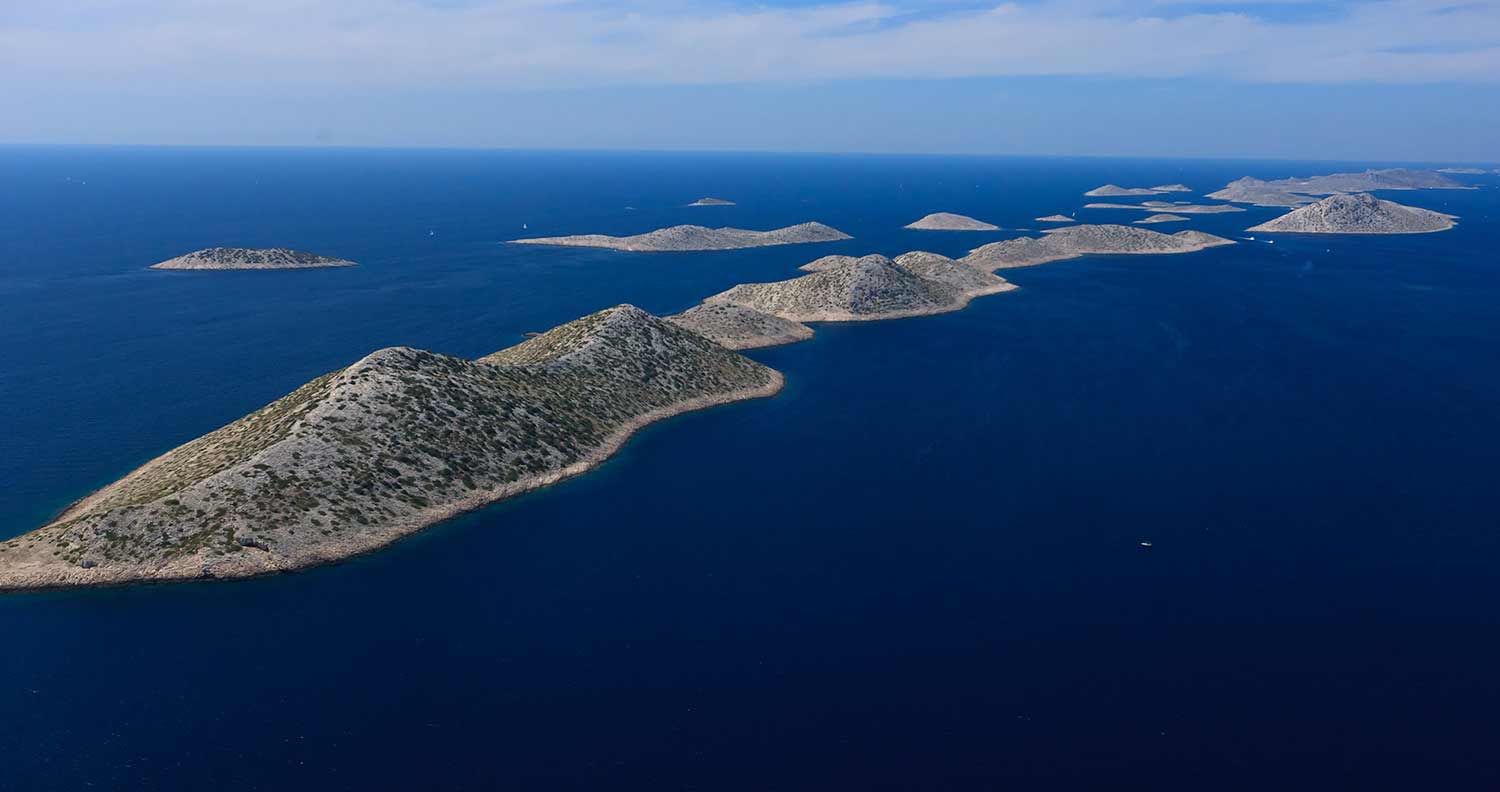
904, 213, 1000, 231
1247, 193, 1457, 234
510, 222, 850, 251
0, 306, 780, 590
151, 248, 357, 270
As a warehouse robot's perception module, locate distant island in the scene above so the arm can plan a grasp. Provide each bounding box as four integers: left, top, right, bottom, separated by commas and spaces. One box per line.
904, 213, 1000, 231
1084, 184, 1192, 197
687, 197, 736, 206
1208, 168, 1467, 207
150, 247, 357, 271
1084, 201, 1243, 214
0, 306, 781, 590
510, 222, 851, 251
1437, 167, 1489, 175
1036, 214, 1074, 223
1135, 214, 1189, 224
1247, 193, 1457, 234
962, 224, 1235, 270
704, 252, 1015, 325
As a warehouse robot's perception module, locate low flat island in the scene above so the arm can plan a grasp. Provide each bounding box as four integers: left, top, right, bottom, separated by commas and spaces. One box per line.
686, 197, 736, 206
961, 224, 1235, 270
510, 222, 851, 251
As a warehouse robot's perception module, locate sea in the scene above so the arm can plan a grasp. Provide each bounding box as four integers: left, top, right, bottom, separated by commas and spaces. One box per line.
2, 147, 1498, 790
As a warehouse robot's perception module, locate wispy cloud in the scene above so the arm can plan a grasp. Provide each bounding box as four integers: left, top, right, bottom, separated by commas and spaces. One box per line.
2, 0, 1497, 90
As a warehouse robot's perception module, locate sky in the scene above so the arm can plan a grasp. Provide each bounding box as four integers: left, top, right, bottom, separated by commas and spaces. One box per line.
2, 0, 1498, 161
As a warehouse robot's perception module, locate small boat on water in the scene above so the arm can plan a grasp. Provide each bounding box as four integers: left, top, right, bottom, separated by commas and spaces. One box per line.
1139, 541, 1153, 548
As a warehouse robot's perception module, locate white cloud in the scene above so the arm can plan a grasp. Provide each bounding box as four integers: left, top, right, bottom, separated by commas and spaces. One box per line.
1, 0, 1497, 90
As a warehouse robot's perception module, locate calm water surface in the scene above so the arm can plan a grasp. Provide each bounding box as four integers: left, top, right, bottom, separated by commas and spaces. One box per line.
2, 147, 1498, 790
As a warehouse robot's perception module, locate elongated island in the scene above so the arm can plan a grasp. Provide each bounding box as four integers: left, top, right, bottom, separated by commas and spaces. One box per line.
0, 307, 781, 590
152, 247, 357, 270
511, 222, 850, 251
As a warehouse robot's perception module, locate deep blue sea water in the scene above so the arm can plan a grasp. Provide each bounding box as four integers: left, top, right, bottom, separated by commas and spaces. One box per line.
2, 147, 1499, 790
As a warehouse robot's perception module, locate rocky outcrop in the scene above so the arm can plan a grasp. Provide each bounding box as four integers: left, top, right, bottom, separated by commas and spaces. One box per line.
1036, 215, 1075, 223
903, 213, 1000, 231
686, 197, 736, 206
511, 222, 851, 251
0, 306, 781, 590
150, 248, 357, 270
1134, 214, 1189, 224
961, 225, 1235, 270
1246, 193, 1457, 234
666, 302, 813, 350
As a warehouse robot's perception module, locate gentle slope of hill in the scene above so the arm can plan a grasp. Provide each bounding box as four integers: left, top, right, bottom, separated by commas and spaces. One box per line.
1246, 193, 1457, 234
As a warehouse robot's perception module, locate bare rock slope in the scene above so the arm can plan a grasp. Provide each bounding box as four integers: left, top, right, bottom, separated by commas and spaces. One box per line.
0, 306, 781, 590
904, 213, 1000, 231
962, 224, 1234, 270
666, 302, 813, 350
151, 248, 357, 270
1246, 193, 1457, 234
511, 222, 850, 251
707, 253, 1015, 323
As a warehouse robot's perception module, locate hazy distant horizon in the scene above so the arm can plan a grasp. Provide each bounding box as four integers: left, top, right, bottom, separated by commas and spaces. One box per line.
5, 2, 1498, 163
0, 138, 1493, 168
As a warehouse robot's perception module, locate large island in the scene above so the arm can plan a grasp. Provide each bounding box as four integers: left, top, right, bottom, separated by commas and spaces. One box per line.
0, 306, 781, 590
1208, 168, 1468, 207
